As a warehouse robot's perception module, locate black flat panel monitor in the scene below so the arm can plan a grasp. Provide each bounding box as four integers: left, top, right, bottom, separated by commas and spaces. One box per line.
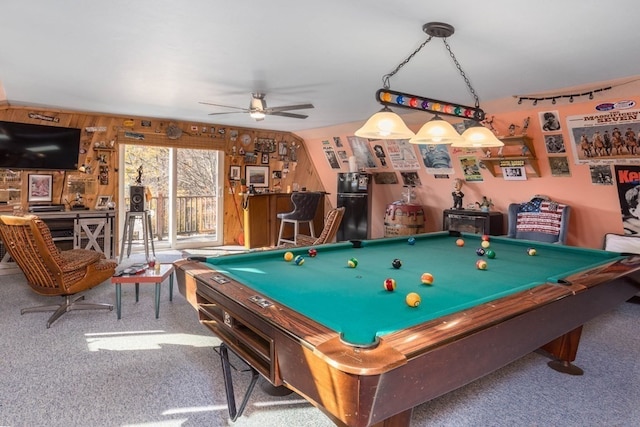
0, 120, 81, 170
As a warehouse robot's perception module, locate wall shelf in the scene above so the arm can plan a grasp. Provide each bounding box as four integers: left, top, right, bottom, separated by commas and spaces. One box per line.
480, 135, 540, 177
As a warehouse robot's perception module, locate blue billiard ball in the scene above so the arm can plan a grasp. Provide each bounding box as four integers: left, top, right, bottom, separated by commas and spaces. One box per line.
408, 237, 416, 245
476, 248, 486, 256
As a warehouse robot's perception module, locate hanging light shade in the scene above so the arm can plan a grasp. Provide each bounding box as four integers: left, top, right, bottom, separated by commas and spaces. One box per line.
409, 115, 463, 145
354, 106, 415, 140
453, 123, 504, 148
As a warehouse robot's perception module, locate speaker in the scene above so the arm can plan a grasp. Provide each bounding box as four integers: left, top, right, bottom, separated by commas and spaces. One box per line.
130, 186, 147, 212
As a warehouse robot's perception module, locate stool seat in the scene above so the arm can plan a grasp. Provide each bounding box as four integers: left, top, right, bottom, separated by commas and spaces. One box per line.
277, 192, 323, 246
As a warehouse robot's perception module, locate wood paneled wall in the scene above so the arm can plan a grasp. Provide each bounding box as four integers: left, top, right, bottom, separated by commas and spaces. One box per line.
0, 104, 326, 246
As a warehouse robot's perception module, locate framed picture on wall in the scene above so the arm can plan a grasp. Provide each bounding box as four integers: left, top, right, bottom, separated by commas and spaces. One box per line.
245, 165, 269, 188
229, 165, 241, 181
95, 195, 112, 210
27, 174, 53, 203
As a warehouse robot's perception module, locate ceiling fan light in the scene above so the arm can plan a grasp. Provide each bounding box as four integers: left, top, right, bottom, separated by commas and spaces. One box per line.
453, 124, 504, 148
355, 107, 415, 139
409, 115, 463, 144
250, 110, 266, 120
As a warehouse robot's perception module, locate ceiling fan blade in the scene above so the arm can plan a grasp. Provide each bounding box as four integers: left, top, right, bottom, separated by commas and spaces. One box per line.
267, 103, 314, 113
207, 111, 245, 116
268, 111, 309, 119
199, 101, 248, 111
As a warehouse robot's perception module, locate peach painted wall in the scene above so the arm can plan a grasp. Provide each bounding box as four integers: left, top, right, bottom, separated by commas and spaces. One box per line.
296, 78, 640, 249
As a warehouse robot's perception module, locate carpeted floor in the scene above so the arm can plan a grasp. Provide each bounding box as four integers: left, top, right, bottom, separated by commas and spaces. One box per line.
0, 250, 638, 426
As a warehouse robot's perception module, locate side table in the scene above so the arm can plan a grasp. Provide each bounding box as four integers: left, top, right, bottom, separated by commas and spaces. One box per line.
111, 263, 174, 319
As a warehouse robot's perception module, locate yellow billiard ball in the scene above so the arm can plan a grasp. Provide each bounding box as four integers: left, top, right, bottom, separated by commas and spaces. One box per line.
406, 292, 421, 307
527, 248, 537, 256
481, 240, 490, 249
420, 272, 434, 285
456, 238, 465, 247
284, 251, 294, 262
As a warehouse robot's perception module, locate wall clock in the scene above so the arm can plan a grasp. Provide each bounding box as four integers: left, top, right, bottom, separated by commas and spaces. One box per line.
241, 134, 252, 146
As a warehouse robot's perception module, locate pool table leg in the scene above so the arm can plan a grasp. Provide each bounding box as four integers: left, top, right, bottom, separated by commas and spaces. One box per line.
541, 326, 585, 375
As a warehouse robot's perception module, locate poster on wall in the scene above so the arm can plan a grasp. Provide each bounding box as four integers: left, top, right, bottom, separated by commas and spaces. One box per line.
347, 136, 377, 169
418, 144, 454, 175
323, 146, 341, 169
459, 156, 483, 182
614, 164, 640, 234
567, 108, 640, 164
384, 139, 421, 170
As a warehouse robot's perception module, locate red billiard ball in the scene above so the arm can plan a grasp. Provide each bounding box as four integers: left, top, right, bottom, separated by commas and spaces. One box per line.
476, 259, 488, 270
421, 272, 434, 285
308, 248, 318, 257
383, 278, 397, 291
482, 234, 490, 242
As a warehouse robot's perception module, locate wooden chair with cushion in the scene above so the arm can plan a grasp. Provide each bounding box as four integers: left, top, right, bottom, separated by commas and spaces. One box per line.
294, 207, 345, 247
0, 215, 117, 328
507, 195, 571, 244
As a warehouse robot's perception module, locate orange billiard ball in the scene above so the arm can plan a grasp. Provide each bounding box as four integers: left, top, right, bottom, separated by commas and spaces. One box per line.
476, 259, 488, 270
420, 272, 434, 285
284, 251, 294, 262
383, 278, 397, 291
456, 238, 465, 247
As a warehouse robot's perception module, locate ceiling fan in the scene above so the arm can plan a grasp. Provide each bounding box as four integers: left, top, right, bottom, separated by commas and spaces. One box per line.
200, 93, 314, 121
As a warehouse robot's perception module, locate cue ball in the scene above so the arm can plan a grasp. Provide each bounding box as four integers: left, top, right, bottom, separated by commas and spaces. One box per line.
481, 240, 490, 249
348, 257, 358, 268
284, 251, 294, 262
294, 255, 305, 265
486, 249, 496, 259
406, 292, 421, 307
392, 258, 402, 269
456, 238, 465, 247
407, 237, 416, 245
527, 248, 537, 256
476, 259, 488, 270
420, 272, 434, 285
308, 248, 317, 257
482, 234, 490, 242
476, 248, 486, 256
383, 278, 397, 291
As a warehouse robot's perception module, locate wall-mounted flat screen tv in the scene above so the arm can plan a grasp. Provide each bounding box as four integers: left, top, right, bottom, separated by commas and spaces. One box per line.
0, 120, 81, 170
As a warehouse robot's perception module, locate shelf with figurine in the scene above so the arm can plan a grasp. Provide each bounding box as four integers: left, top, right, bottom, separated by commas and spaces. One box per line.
480, 134, 540, 177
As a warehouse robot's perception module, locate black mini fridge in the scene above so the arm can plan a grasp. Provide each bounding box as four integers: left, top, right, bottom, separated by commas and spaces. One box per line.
337, 172, 372, 241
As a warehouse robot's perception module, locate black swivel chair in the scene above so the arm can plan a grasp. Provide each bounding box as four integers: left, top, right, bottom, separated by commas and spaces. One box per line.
277, 192, 323, 246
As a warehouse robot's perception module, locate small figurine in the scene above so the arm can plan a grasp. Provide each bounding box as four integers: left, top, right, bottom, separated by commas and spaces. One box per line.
508, 124, 518, 136
476, 196, 494, 212
452, 178, 464, 210
135, 165, 143, 184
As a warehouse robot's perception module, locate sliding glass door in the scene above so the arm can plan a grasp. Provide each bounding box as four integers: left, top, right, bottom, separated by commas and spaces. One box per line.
120, 145, 223, 250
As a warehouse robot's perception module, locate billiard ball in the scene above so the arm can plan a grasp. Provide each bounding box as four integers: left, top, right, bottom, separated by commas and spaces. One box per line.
308, 248, 318, 257
294, 255, 305, 265
476, 259, 488, 270
527, 247, 537, 256
392, 258, 402, 269
383, 278, 397, 291
284, 251, 294, 262
420, 272, 434, 285
348, 257, 358, 268
406, 292, 421, 307
485, 249, 496, 259
482, 234, 490, 242
408, 237, 416, 245
456, 238, 465, 247
476, 248, 486, 256
481, 240, 490, 249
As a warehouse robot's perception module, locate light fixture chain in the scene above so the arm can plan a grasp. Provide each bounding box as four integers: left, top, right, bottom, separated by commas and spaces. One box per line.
382, 36, 433, 89
442, 39, 480, 109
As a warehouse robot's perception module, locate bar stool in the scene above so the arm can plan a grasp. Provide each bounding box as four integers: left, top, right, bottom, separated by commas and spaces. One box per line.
277, 192, 323, 246
119, 210, 156, 263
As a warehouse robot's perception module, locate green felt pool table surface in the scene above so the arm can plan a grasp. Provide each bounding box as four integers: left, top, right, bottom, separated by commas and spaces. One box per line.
202, 232, 622, 346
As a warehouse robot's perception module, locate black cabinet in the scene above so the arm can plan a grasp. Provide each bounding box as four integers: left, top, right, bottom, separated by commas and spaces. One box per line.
443, 209, 504, 236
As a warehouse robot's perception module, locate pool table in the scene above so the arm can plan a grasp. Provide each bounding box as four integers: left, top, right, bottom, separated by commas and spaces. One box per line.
175, 232, 640, 427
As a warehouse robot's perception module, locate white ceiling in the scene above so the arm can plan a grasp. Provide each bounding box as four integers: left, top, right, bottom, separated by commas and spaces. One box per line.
1, 1, 639, 133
